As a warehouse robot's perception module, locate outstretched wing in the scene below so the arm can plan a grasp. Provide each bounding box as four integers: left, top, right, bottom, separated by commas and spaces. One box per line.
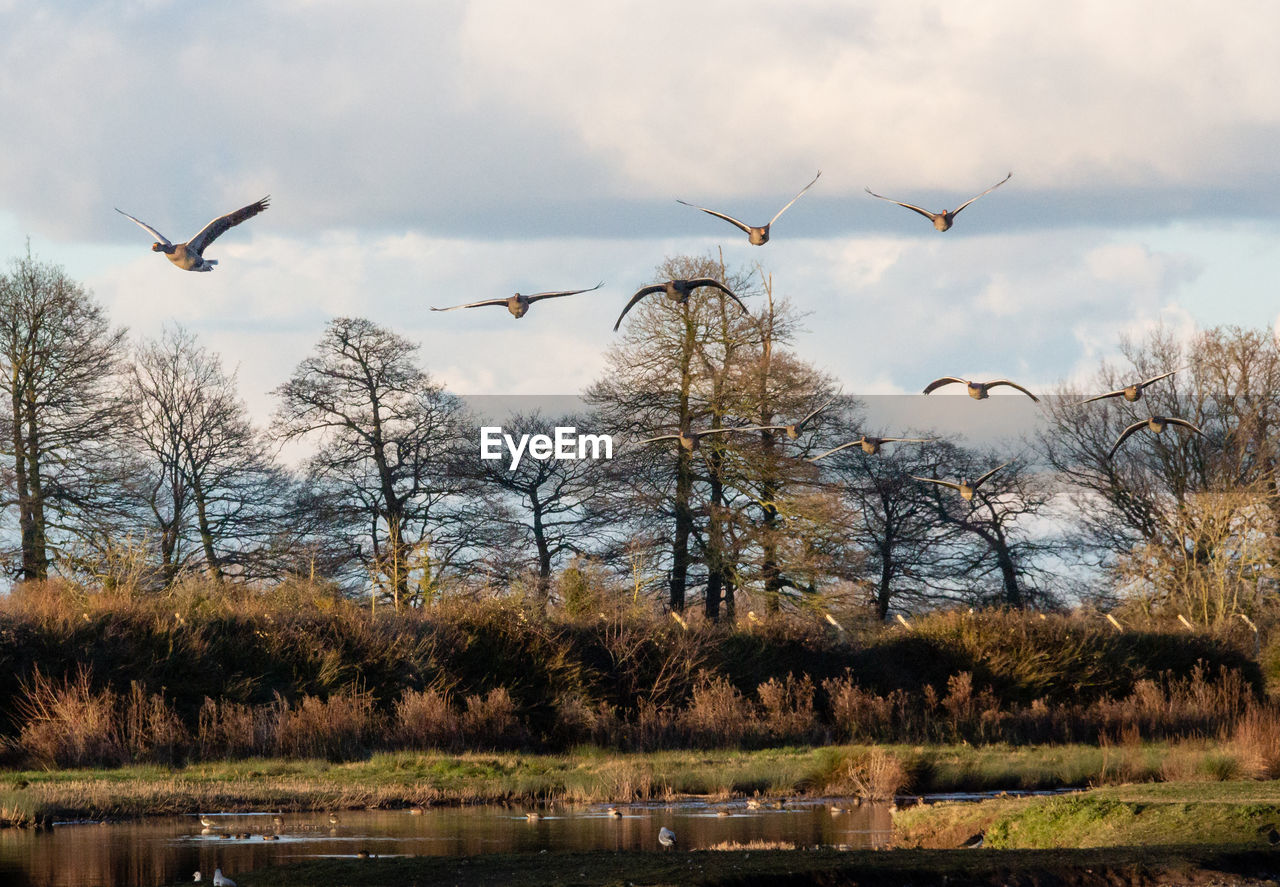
525, 281, 604, 303
613, 284, 666, 331
1108, 420, 1148, 459
808, 440, 863, 462
676, 199, 752, 236
985, 379, 1040, 402
688, 278, 748, 314
115, 208, 172, 246
972, 461, 1010, 490
951, 172, 1012, 216
637, 434, 680, 445
865, 187, 940, 222
698, 425, 766, 437
188, 196, 270, 255
1138, 369, 1178, 389
923, 377, 967, 394
1164, 417, 1204, 436
430, 298, 511, 312
1078, 389, 1124, 406
767, 170, 822, 226
883, 437, 934, 444
912, 475, 963, 492
794, 396, 836, 429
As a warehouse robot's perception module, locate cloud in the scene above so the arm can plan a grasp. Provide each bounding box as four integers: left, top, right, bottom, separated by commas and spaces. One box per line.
2, 0, 1279, 244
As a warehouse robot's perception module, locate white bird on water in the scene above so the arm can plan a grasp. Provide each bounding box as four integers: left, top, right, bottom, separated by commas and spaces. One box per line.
658, 826, 677, 849
213, 868, 236, 887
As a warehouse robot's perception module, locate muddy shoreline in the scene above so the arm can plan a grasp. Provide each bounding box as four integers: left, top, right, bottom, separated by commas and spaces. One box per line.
238, 846, 1280, 887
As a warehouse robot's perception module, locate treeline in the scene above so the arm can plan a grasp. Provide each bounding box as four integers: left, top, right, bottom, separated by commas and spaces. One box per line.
0, 585, 1262, 766
3, 250, 1280, 623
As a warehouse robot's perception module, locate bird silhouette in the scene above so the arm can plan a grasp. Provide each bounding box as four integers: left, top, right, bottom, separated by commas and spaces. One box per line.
1079, 369, 1178, 405
116, 197, 269, 271
865, 173, 1011, 231
1107, 416, 1203, 459
431, 282, 602, 318
677, 172, 821, 245
613, 278, 745, 331
809, 436, 933, 459
758, 398, 836, 439
639, 425, 767, 452
923, 377, 1039, 402
912, 463, 1009, 501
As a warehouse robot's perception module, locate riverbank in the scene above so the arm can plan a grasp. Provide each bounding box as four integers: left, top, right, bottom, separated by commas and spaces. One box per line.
209, 845, 1280, 887
894, 780, 1280, 849
0, 741, 1257, 827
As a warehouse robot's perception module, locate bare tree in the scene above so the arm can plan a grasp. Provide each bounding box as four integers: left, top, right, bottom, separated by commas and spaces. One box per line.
272, 317, 473, 607
1041, 325, 1280, 621
0, 251, 126, 580
461, 410, 615, 601
120, 325, 288, 585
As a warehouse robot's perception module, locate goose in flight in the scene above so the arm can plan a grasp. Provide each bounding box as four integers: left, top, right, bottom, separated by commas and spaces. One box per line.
1107, 416, 1203, 459
1079, 370, 1178, 406
613, 278, 746, 331
912, 462, 1009, 501
431, 282, 602, 318
865, 173, 1011, 231
639, 425, 766, 452
809, 436, 933, 460
677, 171, 821, 245
116, 197, 270, 271
923, 377, 1039, 402
759, 397, 836, 439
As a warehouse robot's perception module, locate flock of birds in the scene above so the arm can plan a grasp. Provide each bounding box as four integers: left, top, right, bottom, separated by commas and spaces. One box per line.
115, 174, 1203, 506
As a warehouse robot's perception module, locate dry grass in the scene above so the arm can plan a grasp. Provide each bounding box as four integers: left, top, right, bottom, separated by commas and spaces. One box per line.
1230, 706, 1280, 779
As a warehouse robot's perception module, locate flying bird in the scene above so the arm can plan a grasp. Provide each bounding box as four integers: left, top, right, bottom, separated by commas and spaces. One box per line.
1079, 370, 1178, 405
809, 436, 934, 460
759, 397, 836, 440
912, 463, 1009, 501
1107, 416, 1203, 459
116, 197, 270, 271
639, 425, 767, 452
865, 173, 1011, 231
431, 282, 603, 318
613, 278, 746, 331
677, 171, 822, 245
658, 826, 677, 848
923, 377, 1039, 402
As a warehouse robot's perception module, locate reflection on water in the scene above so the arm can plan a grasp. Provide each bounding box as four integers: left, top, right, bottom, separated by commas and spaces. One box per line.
0, 799, 893, 887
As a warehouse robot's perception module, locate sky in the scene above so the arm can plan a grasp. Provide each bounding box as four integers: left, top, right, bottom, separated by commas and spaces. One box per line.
2, 0, 1279, 440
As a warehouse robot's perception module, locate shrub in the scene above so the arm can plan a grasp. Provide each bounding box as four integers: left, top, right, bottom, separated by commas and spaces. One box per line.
756, 674, 820, 744
459, 688, 525, 749
393, 688, 459, 750
16, 668, 123, 767
678, 675, 755, 748
275, 690, 376, 761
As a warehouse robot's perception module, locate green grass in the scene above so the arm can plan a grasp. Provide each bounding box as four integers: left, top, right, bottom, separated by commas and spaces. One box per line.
0, 741, 1260, 827
895, 779, 1280, 850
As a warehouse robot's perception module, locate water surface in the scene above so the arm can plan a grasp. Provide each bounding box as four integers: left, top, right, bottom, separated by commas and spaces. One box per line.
0, 799, 894, 887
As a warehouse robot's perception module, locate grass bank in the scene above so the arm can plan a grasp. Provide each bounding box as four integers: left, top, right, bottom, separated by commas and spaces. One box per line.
895, 780, 1280, 850
0, 741, 1259, 827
